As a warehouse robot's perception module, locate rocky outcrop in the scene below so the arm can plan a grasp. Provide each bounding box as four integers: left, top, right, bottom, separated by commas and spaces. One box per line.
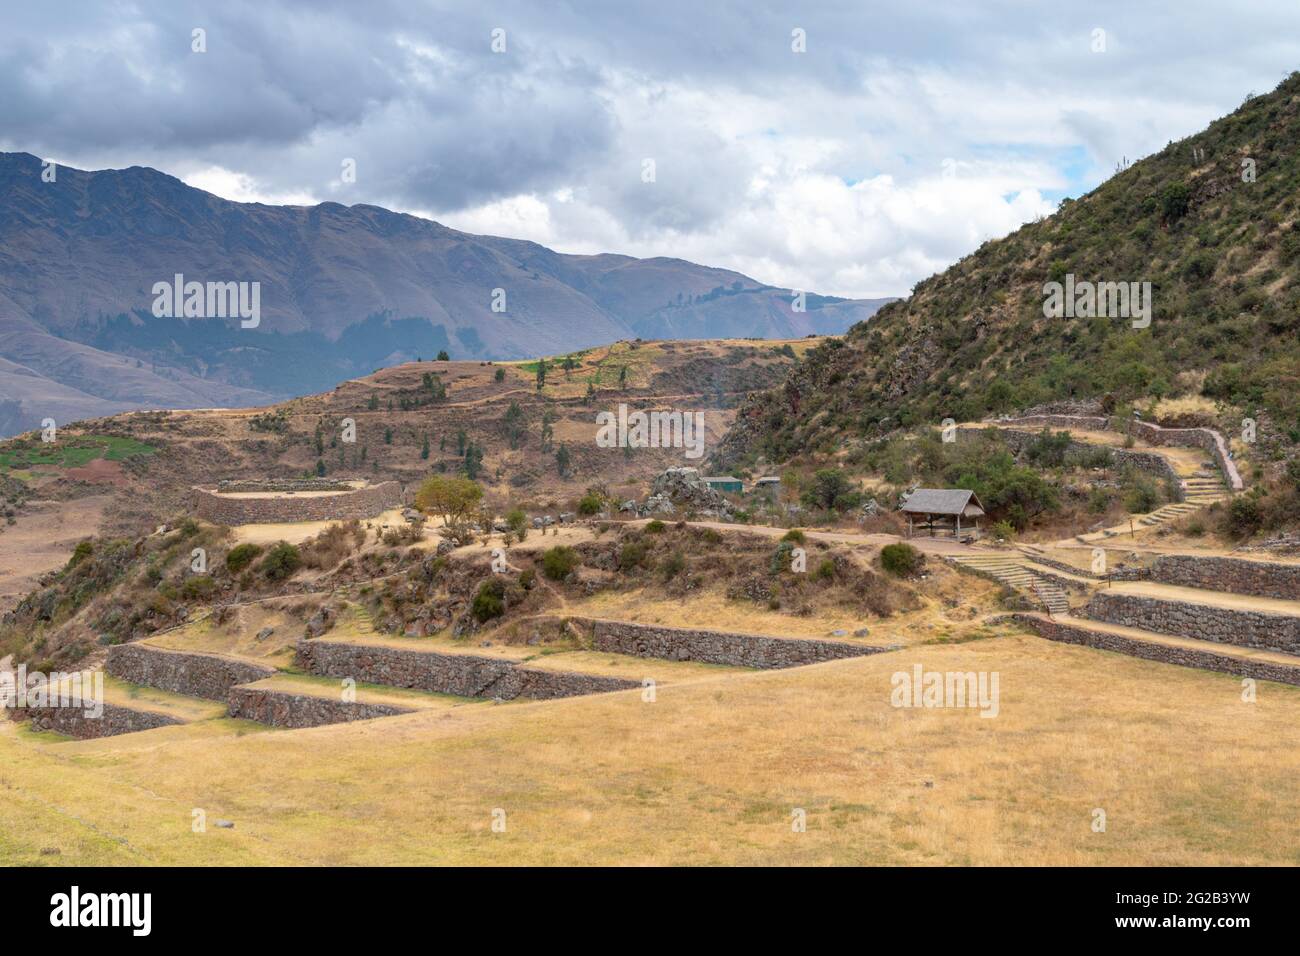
1083, 592, 1300, 653
577, 618, 895, 668
627, 467, 736, 518
1150, 555, 1300, 601
106, 643, 277, 701
295, 640, 640, 700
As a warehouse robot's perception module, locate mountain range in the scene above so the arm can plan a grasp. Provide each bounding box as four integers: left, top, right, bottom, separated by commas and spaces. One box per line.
0, 152, 890, 436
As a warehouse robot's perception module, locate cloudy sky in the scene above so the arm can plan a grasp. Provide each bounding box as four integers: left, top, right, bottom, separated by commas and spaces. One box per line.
3, 1, 1299, 299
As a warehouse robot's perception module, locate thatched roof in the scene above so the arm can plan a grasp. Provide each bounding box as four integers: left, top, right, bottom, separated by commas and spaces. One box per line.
900, 489, 985, 517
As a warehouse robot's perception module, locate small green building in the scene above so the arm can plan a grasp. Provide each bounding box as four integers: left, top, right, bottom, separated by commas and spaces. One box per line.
702, 476, 744, 494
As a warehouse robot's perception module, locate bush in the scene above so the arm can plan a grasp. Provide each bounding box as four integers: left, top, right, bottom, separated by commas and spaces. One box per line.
260, 542, 302, 581
880, 543, 925, 577
644, 519, 666, 533
540, 546, 580, 581
180, 575, 216, 600
1123, 477, 1160, 514
577, 492, 603, 516
225, 543, 262, 573
661, 551, 686, 581
781, 528, 806, 544
813, 558, 836, 581
68, 540, 94, 568
618, 540, 650, 571
472, 579, 506, 622
990, 520, 1016, 542
1222, 495, 1263, 538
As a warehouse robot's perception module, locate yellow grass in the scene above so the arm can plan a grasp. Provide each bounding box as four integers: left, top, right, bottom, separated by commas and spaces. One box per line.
5, 625, 1298, 865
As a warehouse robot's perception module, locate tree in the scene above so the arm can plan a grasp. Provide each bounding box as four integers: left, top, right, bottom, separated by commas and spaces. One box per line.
315, 458, 326, 477
494, 367, 506, 383
437, 350, 450, 361
801, 469, 855, 511
535, 360, 547, 391
503, 401, 526, 449
420, 434, 430, 460
464, 442, 484, 480
414, 476, 483, 531
368, 393, 379, 410
383, 426, 393, 445
618, 365, 628, 388
555, 443, 571, 477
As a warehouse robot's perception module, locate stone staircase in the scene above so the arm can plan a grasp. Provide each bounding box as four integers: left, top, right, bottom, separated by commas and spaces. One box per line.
1182, 473, 1230, 506
1078, 470, 1233, 542
948, 553, 1075, 615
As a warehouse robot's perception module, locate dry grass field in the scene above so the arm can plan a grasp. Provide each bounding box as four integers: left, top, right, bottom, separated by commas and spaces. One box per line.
4, 625, 1299, 866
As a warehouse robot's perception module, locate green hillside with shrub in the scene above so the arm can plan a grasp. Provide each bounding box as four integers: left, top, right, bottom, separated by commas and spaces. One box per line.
718, 72, 1300, 468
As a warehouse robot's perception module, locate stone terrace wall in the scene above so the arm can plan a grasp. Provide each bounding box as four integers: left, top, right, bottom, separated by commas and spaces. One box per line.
12, 702, 182, 739
190, 481, 402, 525
295, 640, 639, 700
227, 686, 411, 728
580, 619, 893, 668
995, 414, 1242, 491
217, 479, 356, 493
961, 426, 1178, 487
1005, 613, 1300, 687
1151, 555, 1300, 601
107, 643, 276, 701
1084, 592, 1300, 653
1126, 420, 1243, 491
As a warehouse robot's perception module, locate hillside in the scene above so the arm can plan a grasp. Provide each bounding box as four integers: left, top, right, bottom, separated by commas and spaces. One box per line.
717, 73, 1300, 476
0, 337, 815, 610
0, 152, 890, 435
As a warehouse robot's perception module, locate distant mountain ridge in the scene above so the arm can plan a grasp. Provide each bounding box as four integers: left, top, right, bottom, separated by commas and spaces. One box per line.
0, 152, 891, 435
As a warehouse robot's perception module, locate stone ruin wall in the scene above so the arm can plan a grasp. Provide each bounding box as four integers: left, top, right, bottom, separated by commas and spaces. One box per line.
106, 643, 277, 701
1004, 613, 1300, 687
295, 639, 640, 700
1150, 555, 1300, 602
1083, 592, 1300, 654
190, 481, 403, 525
578, 618, 893, 668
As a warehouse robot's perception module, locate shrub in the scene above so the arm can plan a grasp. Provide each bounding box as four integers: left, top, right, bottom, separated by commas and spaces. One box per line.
540, 546, 580, 581
770, 540, 797, 574
661, 551, 686, 580
990, 520, 1016, 542
68, 540, 94, 568
260, 542, 302, 581
180, 575, 216, 600
781, 528, 806, 544
471, 579, 506, 622
644, 519, 666, 533
1222, 495, 1263, 538
1123, 478, 1160, 514
577, 492, 603, 516
618, 540, 649, 571
880, 542, 925, 577
225, 543, 262, 573
813, 558, 836, 581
